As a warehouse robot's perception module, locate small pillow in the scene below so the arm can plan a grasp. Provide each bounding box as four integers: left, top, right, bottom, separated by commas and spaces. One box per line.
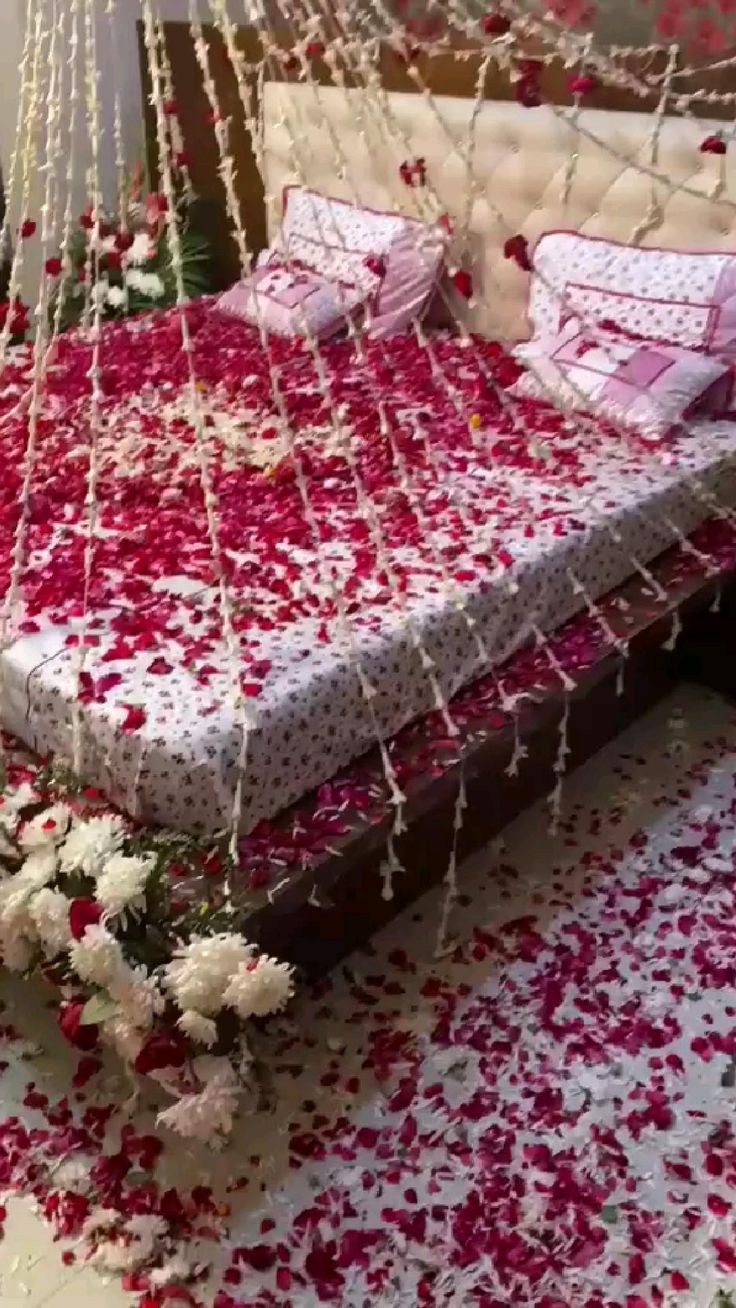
366, 225, 445, 339
513, 317, 733, 442
216, 262, 373, 341
529, 231, 736, 362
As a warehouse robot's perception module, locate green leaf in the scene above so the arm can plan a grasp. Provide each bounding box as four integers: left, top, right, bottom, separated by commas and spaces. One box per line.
80, 994, 119, 1025
600, 1205, 618, 1225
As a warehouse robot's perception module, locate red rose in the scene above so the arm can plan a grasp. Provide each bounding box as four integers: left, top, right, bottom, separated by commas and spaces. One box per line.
44, 257, 62, 277
134, 1028, 189, 1075
79, 209, 95, 231
115, 230, 134, 252
58, 999, 99, 1052
175, 150, 191, 170
163, 99, 179, 115
701, 134, 726, 156
568, 73, 596, 96
69, 898, 103, 940
453, 269, 473, 300
105, 250, 122, 270
305, 41, 324, 57
481, 13, 511, 35
364, 255, 387, 278
503, 234, 532, 272
516, 76, 542, 108
19, 219, 36, 239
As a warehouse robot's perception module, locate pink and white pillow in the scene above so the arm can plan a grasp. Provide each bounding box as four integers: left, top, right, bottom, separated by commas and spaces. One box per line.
218, 187, 446, 341
514, 316, 733, 443
529, 231, 736, 361
216, 261, 369, 341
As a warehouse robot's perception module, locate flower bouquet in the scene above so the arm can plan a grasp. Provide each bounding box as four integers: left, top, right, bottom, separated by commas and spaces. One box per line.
0, 736, 295, 1144
53, 164, 216, 331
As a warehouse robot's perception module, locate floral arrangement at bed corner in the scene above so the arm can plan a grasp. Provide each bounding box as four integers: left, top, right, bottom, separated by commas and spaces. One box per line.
51, 162, 216, 330
0, 739, 295, 1144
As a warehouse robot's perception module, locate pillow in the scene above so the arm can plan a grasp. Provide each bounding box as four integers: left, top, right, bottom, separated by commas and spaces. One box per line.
366, 224, 445, 338
513, 316, 733, 443
529, 231, 736, 360
276, 187, 446, 336
216, 261, 373, 341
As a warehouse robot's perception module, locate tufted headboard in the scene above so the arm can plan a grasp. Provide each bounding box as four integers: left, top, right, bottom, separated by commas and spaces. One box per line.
262, 81, 736, 343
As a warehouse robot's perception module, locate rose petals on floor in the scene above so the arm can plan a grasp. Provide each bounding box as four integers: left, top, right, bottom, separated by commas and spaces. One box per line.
2, 686, 736, 1307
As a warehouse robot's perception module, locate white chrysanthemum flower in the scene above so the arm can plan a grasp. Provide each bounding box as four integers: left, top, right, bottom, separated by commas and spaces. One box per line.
164, 933, 255, 1016
223, 954, 295, 1019
58, 815, 126, 878
150, 1255, 192, 1288
108, 963, 163, 1031
89, 1241, 142, 1273
127, 232, 155, 266
96, 853, 153, 917
69, 922, 125, 988
29, 887, 73, 954
126, 1213, 168, 1243
0, 783, 40, 838
19, 803, 71, 851
126, 269, 165, 299
17, 847, 58, 890
106, 284, 126, 308
178, 1008, 218, 1048
157, 1059, 240, 1140
103, 1013, 144, 1064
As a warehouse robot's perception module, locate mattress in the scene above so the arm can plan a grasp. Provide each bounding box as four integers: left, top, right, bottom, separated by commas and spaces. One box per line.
1, 301, 736, 837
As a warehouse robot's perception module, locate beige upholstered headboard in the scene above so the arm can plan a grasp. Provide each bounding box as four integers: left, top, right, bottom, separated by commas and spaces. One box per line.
262, 81, 736, 342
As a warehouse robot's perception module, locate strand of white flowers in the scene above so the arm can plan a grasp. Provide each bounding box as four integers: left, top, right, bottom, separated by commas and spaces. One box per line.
0, 0, 67, 745
0, 0, 37, 332
70, 0, 108, 774
184, 2, 265, 859
548, 692, 571, 837
561, 32, 592, 207
289, 7, 687, 744
253, 29, 481, 897
266, 12, 595, 849
105, 0, 131, 313
256, 36, 460, 740
341, 11, 676, 621
629, 43, 678, 248
0, 0, 45, 367
50, 0, 86, 339
446, 1, 736, 210
143, 0, 251, 885
206, 7, 410, 827
435, 768, 466, 957
105, 0, 127, 221
157, 12, 193, 200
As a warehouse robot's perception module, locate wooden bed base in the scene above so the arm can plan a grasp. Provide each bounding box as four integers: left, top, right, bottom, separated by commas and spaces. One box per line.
237, 542, 736, 979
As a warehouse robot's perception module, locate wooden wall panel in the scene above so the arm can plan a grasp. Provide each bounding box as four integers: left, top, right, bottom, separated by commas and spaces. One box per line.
138, 24, 731, 289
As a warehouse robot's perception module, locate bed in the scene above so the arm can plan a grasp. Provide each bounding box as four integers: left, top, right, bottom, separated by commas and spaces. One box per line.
2, 84, 736, 969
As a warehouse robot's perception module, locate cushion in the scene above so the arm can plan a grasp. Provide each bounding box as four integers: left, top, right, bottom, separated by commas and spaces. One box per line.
529, 231, 736, 360
216, 261, 372, 341
367, 224, 445, 338
513, 316, 734, 443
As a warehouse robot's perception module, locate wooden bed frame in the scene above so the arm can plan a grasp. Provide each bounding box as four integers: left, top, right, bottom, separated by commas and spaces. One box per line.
234, 531, 736, 977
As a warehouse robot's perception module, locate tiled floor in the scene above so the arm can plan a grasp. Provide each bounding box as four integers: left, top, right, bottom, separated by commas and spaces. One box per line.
0, 1200, 129, 1306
